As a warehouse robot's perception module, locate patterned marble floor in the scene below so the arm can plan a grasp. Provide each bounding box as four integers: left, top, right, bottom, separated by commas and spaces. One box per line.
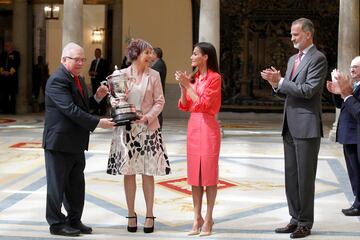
0, 112, 359, 240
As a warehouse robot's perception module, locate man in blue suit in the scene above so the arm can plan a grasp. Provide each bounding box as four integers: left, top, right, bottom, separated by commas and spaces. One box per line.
261, 18, 328, 238
42, 42, 114, 236
327, 56, 360, 216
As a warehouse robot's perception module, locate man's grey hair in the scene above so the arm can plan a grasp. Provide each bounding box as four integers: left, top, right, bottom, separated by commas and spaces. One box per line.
292, 18, 315, 37
61, 42, 83, 62
352, 56, 360, 64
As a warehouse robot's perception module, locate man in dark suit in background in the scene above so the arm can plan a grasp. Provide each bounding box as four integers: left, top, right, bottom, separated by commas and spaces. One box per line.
328, 56, 360, 216
0, 41, 20, 114
151, 47, 167, 129
88, 48, 109, 115
43, 42, 114, 237
261, 18, 328, 238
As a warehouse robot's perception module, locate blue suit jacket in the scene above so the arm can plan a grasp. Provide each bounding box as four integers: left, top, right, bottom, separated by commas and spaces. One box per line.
336, 89, 358, 144
42, 64, 100, 153
343, 88, 360, 144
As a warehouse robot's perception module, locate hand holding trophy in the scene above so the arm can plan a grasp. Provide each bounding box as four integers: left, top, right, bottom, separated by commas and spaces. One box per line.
104, 65, 139, 126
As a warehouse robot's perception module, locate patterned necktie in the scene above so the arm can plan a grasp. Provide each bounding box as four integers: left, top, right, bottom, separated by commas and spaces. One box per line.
74, 75, 84, 97
354, 82, 359, 93
290, 51, 303, 79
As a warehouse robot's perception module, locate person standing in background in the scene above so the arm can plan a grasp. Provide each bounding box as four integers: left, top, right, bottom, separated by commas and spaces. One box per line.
88, 48, 109, 115
261, 18, 327, 238
43, 42, 114, 237
0, 41, 20, 114
151, 47, 167, 129
175, 42, 222, 237
32, 55, 50, 111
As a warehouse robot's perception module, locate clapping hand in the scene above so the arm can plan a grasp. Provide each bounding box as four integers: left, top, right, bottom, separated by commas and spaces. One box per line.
260, 67, 281, 88
326, 69, 341, 94
335, 71, 353, 98
175, 70, 190, 89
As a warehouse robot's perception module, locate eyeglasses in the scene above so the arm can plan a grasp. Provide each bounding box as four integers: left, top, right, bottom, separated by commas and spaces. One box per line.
65, 56, 87, 63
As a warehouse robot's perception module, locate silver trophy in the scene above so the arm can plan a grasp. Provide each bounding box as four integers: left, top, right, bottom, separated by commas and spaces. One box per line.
105, 65, 138, 126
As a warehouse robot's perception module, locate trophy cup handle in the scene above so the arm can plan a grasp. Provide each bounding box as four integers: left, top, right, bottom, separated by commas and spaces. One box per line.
101, 80, 108, 86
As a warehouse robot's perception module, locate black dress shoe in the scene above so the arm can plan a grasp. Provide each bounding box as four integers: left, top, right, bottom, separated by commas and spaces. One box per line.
290, 226, 311, 238
275, 223, 297, 233
50, 225, 81, 236
126, 213, 138, 232
342, 206, 360, 216
143, 216, 156, 233
70, 221, 93, 234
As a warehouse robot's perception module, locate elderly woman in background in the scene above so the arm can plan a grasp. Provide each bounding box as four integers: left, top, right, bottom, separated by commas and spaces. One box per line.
107, 38, 171, 233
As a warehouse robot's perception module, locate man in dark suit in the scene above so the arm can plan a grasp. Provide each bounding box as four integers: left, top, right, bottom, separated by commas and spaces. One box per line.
328, 56, 360, 216
89, 48, 109, 115
261, 18, 328, 238
0, 41, 20, 114
151, 47, 167, 129
43, 42, 114, 237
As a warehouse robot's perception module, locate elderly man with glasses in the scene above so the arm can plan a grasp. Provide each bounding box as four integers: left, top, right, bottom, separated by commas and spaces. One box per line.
42, 42, 114, 237
327, 56, 360, 217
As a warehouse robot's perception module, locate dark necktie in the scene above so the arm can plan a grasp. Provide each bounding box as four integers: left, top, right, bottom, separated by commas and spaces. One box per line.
74, 75, 84, 97
354, 82, 359, 93
290, 51, 303, 79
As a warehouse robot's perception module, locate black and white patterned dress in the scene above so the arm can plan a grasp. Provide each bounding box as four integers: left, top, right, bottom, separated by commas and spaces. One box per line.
106, 74, 170, 176
106, 124, 171, 176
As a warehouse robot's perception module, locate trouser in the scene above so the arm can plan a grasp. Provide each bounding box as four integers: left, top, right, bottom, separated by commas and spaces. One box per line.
44, 150, 86, 227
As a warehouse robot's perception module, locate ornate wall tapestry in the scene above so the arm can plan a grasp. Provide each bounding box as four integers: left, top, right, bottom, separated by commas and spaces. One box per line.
220, 0, 339, 111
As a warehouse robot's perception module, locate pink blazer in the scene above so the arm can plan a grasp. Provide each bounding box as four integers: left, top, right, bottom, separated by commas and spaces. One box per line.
121, 66, 165, 131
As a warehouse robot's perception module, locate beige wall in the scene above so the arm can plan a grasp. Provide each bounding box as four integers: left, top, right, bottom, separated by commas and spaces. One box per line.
46, 5, 105, 86
45, 1, 193, 117
123, 0, 193, 84
46, 1, 192, 84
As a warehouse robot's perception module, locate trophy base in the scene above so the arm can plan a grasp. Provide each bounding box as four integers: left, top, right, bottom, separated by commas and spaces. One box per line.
112, 112, 139, 126
111, 103, 139, 126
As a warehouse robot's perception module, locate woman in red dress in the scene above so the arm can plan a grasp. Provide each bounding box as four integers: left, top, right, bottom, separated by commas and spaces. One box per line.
175, 42, 221, 236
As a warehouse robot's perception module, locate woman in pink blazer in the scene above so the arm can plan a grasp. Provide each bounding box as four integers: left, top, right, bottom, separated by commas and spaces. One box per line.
176, 42, 221, 236
107, 39, 171, 233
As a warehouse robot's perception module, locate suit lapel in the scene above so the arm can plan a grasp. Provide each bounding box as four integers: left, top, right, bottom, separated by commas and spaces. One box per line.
137, 69, 150, 105
78, 76, 90, 108
291, 46, 316, 81
60, 65, 89, 109
287, 55, 296, 80
70, 74, 88, 109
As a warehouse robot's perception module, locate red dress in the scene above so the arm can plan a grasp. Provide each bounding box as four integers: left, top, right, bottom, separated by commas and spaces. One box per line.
178, 70, 221, 186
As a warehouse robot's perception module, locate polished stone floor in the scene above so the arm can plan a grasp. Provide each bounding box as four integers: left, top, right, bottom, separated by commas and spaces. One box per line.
0, 112, 359, 240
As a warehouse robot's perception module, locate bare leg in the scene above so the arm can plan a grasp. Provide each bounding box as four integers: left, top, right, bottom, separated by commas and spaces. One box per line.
142, 175, 154, 228
202, 185, 217, 233
124, 175, 137, 227
191, 186, 205, 232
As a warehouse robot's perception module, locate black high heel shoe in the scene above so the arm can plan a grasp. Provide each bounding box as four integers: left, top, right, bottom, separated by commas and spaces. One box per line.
126, 213, 137, 232
143, 216, 156, 233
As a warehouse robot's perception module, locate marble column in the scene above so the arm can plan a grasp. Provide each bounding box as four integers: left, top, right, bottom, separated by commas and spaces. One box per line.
328, 0, 359, 141
33, 5, 46, 61
63, 0, 83, 46
111, 0, 123, 69
198, 0, 220, 62
199, 0, 222, 133
13, 0, 28, 113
